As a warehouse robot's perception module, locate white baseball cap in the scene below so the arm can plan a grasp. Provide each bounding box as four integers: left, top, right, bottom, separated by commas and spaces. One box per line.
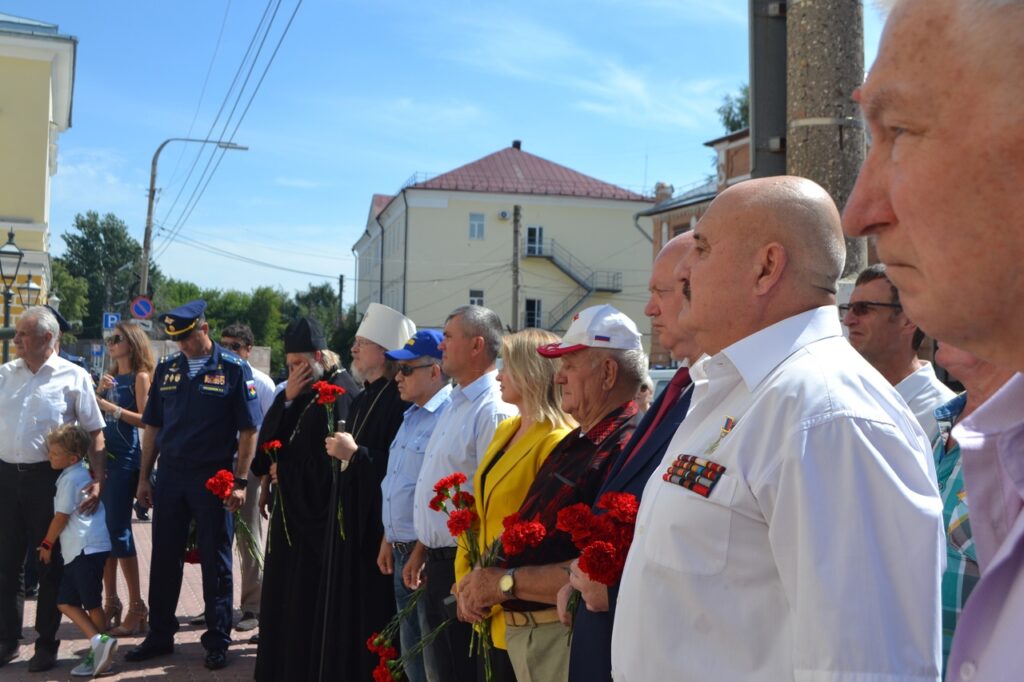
356, 303, 416, 351
536, 304, 642, 357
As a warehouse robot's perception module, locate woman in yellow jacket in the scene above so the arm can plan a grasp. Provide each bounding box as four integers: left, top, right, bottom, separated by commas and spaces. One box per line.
455, 328, 574, 681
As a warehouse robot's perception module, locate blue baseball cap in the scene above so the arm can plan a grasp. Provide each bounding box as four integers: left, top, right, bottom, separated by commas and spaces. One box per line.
385, 329, 443, 361
160, 300, 207, 338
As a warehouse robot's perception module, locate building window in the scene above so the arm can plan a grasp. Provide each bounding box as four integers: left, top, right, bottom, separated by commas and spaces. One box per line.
469, 289, 485, 306
525, 298, 542, 328
469, 213, 485, 240
526, 226, 544, 255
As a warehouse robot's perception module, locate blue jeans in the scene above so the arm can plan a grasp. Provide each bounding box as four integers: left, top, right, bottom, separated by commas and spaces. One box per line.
393, 547, 427, 682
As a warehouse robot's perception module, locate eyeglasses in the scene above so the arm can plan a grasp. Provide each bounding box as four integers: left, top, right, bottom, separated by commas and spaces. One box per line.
221, 341, 246, 352
104, 334, 124, 346
397, 363, 434, 376
839, 301, 903, 317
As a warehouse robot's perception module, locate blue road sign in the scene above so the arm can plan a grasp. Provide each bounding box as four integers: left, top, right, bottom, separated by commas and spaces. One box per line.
130, 296, 154, 320
103, 312, 121, 330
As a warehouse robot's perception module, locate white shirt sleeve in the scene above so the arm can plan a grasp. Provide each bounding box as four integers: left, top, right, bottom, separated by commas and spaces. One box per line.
756, 415, 944, 679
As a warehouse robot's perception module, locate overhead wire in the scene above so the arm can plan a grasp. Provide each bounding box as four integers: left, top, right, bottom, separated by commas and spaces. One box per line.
156, 0, 304, 259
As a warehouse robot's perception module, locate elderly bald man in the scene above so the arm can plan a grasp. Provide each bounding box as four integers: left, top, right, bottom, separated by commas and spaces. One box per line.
611, 177, 944, 681
844, 2, 1024, 678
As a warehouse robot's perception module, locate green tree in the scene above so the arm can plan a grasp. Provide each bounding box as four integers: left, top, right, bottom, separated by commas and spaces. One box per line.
61, 211, 157, 337
329, 303, 360, 367
717, 83, 750, 133
49, 258, 89, 341
248, 286, 288, 372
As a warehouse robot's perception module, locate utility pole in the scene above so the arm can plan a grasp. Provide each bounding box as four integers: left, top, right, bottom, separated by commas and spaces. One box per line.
140, 137, 248, 299
511, 205, 521, 331
337, 274, 345, 325
786, 0, 866, 277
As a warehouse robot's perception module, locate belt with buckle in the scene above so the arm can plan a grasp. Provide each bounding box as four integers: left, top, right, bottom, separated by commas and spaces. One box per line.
425, 546, 457, 562
392, 541, 416, 555
0, 459, 52, 472
503, 608, 561, 627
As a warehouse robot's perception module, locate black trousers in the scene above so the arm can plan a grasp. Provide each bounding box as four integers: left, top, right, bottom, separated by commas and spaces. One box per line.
0, 462, 62, 652
422, 550, 476, 682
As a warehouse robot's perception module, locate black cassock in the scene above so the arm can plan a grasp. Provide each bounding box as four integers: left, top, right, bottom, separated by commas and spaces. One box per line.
254, 372, 409, 681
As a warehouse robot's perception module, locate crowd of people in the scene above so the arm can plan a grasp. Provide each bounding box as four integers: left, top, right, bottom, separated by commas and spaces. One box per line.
0, 0, 1022, 679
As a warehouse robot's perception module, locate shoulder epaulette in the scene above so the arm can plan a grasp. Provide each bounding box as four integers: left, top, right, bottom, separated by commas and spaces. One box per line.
220, 350, 243, 366
159, 351, 183, 365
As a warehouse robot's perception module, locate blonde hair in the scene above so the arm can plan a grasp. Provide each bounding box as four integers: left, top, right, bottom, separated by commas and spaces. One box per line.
501, 329, 575, 430
47, 423, 91, 461
109, 322, 156, 376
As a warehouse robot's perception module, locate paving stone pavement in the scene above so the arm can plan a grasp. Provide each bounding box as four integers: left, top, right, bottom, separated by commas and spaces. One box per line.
0, 518, 257, 681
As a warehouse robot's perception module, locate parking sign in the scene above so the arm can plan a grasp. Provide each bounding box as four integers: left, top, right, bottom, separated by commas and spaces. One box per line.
103, 312, 121, 330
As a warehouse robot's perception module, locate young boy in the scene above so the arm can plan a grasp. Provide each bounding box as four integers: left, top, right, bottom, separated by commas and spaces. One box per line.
38, 424, 117, 677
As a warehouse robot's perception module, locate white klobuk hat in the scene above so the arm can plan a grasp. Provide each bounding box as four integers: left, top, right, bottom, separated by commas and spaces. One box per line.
356, 303, 416, 351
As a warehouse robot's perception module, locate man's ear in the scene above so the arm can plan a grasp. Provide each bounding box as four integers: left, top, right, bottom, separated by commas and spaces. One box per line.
753, 242, 788, 296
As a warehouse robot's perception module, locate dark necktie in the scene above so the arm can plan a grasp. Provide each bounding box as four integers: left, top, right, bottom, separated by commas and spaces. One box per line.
622, 366, 691, 468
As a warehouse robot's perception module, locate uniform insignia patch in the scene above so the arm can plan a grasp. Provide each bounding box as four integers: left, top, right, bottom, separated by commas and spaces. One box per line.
662, 454, 727, 498
245, 379, 257, 400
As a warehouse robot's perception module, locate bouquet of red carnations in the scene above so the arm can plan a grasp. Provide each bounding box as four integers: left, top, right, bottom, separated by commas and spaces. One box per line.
205, 469, 263, 572
556, 491, 639, 585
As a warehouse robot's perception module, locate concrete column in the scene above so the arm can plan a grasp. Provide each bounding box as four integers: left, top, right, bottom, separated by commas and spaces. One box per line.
786, 0, 866, 278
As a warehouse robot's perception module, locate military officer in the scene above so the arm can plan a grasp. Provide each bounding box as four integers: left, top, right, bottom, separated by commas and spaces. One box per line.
125, 301, 261, 671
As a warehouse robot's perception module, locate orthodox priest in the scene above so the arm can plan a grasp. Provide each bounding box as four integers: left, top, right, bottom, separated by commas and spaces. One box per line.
252, 317, 360, 681
323, 303, 416, 679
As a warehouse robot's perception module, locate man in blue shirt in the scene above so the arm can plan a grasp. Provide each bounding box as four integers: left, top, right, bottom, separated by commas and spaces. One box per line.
125, 300, 261, 671
379, 330, 452, 682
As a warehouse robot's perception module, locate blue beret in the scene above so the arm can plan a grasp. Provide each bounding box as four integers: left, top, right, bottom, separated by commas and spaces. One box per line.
160, 299, 207, 337
385, 329, 443, 361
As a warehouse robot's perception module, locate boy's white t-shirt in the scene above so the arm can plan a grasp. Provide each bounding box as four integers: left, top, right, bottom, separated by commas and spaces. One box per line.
54, 461, 111, 562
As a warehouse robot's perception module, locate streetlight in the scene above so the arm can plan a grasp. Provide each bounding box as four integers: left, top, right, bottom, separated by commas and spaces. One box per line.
47, 291, 62, 312
17, 270, 43, 308
140, 137, 248, 298
0, 228, 24, 362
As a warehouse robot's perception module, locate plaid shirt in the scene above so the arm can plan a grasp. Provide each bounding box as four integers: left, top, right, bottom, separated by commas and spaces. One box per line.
503, 401, 639, 610
932, 393, 980, 673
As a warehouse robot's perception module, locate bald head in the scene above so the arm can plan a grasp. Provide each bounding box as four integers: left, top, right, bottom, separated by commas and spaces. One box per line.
684, 176, 845, 354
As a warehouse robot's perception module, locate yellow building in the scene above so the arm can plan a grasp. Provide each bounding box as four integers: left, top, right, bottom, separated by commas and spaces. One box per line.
354, 141, 654, 343
0, 13, 76, 314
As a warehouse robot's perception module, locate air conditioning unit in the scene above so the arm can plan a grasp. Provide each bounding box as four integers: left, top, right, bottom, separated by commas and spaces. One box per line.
498, 210, 511, 220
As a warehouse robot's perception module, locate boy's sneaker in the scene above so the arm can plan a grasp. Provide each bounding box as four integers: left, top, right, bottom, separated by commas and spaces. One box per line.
92, 634, 117, 677
71, 650, 94, 677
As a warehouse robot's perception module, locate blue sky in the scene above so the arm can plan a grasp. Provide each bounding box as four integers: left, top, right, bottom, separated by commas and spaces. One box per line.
5, 1, 886, 306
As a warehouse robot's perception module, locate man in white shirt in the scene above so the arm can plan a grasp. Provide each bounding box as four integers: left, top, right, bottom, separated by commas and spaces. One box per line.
842, 264, 955, 440
410, 306, 516, 682
613, 177, 944, 681
0, 307, 106, 672
219, 324, 277, 636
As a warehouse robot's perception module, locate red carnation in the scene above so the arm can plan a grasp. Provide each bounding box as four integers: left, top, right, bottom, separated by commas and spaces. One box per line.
205, 469, 235, 501
597, 492, 640, 525
428, 493, 446, 512
261, 439, 283, 453
366, 633, 384, 655
451, 490, 475, 509
434, 472, 468, 494
446, 508, 478, 537
501, 518, 546, 557
379, 645, 398, 661
556, 503, 598, 546
312, 380, 346, 405
372, 660, 395, 682
578, 541, 623, 585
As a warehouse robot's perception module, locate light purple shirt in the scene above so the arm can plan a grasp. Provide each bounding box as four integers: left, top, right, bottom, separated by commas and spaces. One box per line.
947, 372, 1024, 681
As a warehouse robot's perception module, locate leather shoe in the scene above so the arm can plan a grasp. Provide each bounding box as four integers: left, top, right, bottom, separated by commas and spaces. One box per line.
0, 641, 17, 667
124, 638, 173, 662
27, 648, 56, 672
204, 649, 227, 670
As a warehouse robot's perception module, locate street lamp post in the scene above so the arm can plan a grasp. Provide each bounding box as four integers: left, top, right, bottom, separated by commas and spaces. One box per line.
0, 228, 25, 363
140, 137, 249, 298
17, 271, 43, 308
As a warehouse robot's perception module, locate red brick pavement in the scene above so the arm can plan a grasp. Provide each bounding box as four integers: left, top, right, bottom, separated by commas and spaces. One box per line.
0, 518, 257, 681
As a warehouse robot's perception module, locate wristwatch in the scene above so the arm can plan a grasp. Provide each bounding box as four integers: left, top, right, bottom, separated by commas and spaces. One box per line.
233, 476, 249, 490
112, 406, 123, 421
498, 568, 517, 599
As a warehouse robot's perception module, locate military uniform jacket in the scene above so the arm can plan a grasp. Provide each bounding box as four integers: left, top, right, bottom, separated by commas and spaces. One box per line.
142, 343, 261, 469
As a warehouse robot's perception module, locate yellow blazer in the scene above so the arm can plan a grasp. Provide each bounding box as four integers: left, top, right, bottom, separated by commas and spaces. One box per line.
454, 415, 571, 648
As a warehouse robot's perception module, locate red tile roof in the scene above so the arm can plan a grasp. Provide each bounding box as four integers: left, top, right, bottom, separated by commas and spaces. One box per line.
371, 193, 394, 217
411, 145, 650, 202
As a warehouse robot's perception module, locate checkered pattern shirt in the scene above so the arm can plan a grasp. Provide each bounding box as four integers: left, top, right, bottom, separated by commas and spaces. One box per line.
932, 393, 980, 674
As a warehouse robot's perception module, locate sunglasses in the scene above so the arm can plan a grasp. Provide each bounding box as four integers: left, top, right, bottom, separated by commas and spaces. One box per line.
221, 341, 246, 352
104, 334, 124, 346
397, 363, 434, 376
839, 301, 903, 317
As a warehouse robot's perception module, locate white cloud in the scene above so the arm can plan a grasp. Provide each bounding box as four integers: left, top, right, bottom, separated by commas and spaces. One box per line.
52, 148, 145, 212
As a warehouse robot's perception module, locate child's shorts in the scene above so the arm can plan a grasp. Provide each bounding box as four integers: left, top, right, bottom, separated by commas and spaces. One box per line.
57, 551, 110, 611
